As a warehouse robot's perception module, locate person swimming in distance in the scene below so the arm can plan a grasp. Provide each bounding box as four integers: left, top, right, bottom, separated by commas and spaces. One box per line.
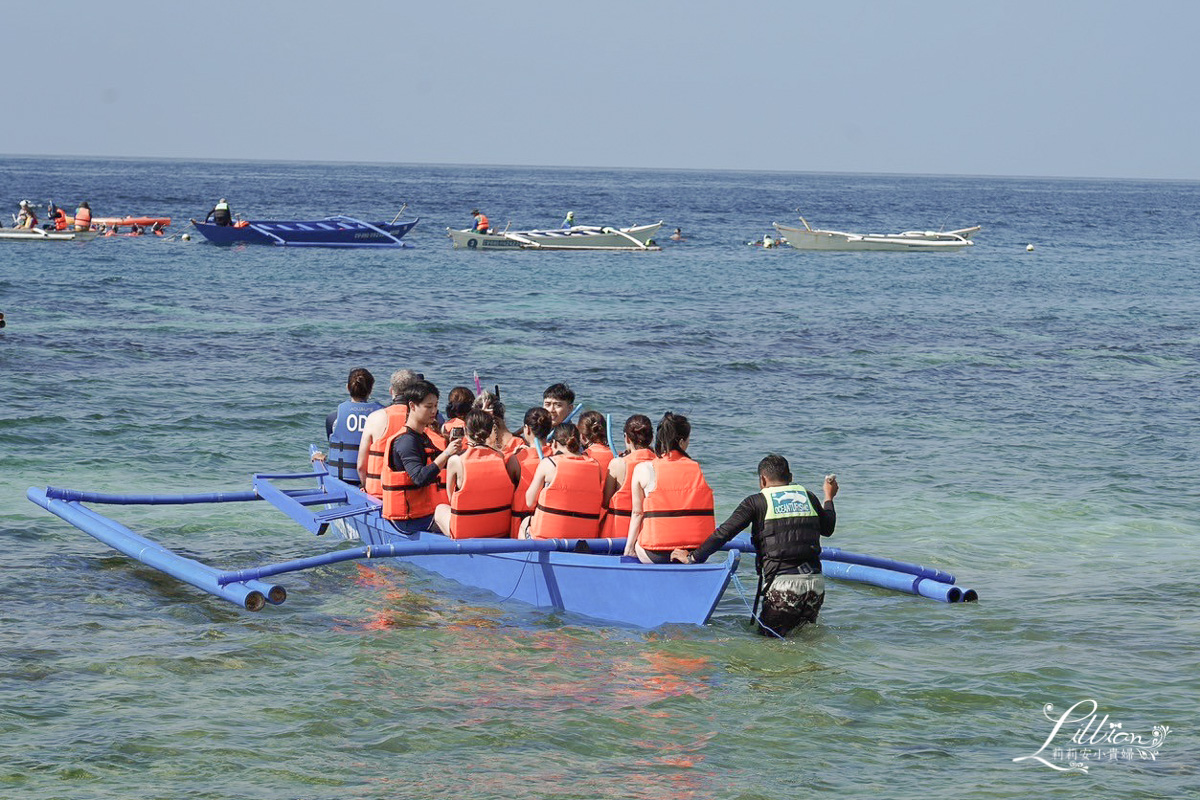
670, 227, 684, 241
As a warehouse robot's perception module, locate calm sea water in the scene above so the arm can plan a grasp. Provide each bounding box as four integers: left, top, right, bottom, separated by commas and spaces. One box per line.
1, 158, 1197, 799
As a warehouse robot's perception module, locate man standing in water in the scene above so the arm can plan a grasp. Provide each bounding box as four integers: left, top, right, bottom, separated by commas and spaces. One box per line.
673, 454, 837, 637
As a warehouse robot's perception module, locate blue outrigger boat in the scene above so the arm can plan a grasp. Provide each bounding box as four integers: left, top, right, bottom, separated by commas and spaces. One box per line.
26, 454, 976, 627
191, 214, 418, 248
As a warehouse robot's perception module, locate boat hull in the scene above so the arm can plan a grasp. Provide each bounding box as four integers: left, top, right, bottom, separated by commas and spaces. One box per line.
774, 223, 976, 252
193, 216, 418, 248
448, 222, 662, 250
0, 228, 96, 242
323, 476, 738, 628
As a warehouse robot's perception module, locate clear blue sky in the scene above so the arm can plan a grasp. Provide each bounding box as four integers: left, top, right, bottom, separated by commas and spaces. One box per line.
5, 0, 1198, 179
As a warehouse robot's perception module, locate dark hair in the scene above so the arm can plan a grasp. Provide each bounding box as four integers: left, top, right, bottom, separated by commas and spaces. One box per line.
446, 386, 475, 420
464, 409, 495, 446
654, 412, 692, 457
542, 382, 575, 404
577, 410, 607, 447
757, 454, 792, 484
402, 379, 439, 406
623, 414, 653, 449
549, 422, 583, 454
347, 367, 374, 401
523, 407, 552, 440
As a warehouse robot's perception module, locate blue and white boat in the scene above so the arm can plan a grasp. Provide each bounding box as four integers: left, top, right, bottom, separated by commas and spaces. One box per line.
25, 452, 975, 626
191, 214, 419, 248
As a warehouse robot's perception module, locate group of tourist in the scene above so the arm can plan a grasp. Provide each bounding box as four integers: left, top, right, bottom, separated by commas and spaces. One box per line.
322, 368, 841, 636
11, 200, 91, 231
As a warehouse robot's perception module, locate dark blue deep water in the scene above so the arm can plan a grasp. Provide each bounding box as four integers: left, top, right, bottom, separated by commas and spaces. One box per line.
2, 158, 1197, 798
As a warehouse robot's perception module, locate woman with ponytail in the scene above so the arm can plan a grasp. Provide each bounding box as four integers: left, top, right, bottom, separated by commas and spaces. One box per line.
433, 410, 520, 539
519, 422, 603, 539
577, 410, 614, 472
600, 414, 656, 539
623, 412, 715, 563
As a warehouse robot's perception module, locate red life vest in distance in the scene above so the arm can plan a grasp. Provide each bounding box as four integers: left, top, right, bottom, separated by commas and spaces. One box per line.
529, 454, 603, 540
600, 448, 656, 539
74, 206, 91, 230
638, 452, 715, 551
475, 213, 490, 232
508, 445, 539, 538
53, 210, 67, 230
380, 430, 438, 521
447, 446, 513, 539
585, 443, 614, 473
363, 405, 408, 498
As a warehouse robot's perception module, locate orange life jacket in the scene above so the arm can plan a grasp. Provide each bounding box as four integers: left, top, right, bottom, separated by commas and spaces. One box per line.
500, 435, 524, 459
475, 213, 490, 232
638, 451, 715, 551
74, 207, 91, 230
447, 446, 514, 539
599, 448, 656, 539
380, 429, 439, 521
584, 443, 614, 473
529, 454, 603, 540
53, 210, 67, 231
508, 445, 539, 537
363, 404, 408, 498
424, 427, 450, 506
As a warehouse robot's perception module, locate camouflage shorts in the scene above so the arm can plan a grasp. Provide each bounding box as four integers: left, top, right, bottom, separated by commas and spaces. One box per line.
757, 573, 825, 637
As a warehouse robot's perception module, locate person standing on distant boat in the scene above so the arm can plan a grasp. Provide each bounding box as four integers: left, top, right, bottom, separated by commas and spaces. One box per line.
74, 201, 92, 231
206, 198, 233, 226
561, 211, 575, 228
471, 209, 490, 233
15, 200, 38, 229
673, 454, 837, 637
322, 367, 384, 486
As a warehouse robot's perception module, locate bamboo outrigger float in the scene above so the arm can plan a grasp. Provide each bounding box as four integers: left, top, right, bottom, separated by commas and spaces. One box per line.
26, 455, 975, 626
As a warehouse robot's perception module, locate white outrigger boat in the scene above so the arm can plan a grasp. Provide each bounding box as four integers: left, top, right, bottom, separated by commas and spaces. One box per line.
0, 227, 97, 242
448, 221, 663, 251
773, 217, 979, 252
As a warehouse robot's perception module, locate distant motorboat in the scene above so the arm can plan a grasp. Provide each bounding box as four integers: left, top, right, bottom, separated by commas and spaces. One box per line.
448, 221, 663, 251
774, 217, 979, 252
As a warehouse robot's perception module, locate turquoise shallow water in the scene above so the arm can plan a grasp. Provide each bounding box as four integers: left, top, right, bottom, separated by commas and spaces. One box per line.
1, 159, 1197, 798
